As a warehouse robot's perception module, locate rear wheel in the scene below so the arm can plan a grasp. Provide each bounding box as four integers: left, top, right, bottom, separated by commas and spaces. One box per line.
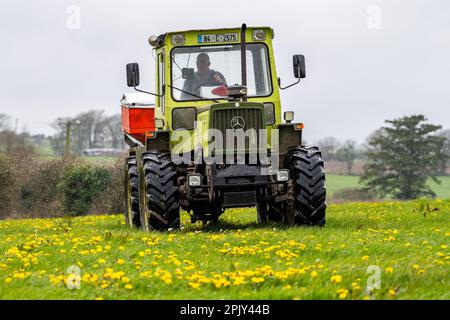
289, 146, 326, 226
140, 151, 180, 231
124, 157, 141, 228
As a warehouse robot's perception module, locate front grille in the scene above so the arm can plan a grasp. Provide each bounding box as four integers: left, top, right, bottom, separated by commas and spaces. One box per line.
211, 107, 263, 132
210, 106, 264, 154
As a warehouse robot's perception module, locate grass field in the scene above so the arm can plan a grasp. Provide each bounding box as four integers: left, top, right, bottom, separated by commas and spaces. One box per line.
326, 174, 450, 199
0, 200, 448, 300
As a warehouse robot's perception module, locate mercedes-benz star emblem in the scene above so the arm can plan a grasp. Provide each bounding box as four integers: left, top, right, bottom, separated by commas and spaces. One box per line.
230, 116, 245, 130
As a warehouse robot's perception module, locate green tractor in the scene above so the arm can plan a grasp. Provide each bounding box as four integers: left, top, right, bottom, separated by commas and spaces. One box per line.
122, 24, 326, 231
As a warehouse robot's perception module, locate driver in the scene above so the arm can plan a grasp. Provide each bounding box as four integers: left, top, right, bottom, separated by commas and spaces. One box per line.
181, 52, 227, 99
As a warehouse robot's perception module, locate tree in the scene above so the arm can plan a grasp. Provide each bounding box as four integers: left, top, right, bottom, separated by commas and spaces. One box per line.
50, 110, 125, 155
315, 137, 341, 161
336, 139, 359, 175
360, 115, 448, 199
102, 114, 125, 149
438, 129, 450, 172
0, 113, 11, 131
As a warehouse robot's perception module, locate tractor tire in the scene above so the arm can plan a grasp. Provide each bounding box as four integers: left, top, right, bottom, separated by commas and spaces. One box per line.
256, 188, 268, 224
124, 157, 141, 228
140, 151, 180, 231
289, 146, 326, 226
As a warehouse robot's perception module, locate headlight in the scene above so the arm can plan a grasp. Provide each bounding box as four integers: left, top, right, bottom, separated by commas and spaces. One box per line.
276, 169, 289, 182
171, 34, 185, 46
264, 103, 275, 125
284, 111, 294, 123
172, 107, 196, 130
155, 119, 164, 129
188, 174, 202, 187
252, 30, 266, 41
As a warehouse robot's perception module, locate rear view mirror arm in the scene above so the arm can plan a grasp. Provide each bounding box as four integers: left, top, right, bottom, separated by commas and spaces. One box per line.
133, 86, 164, 97
278, 68, 301, 90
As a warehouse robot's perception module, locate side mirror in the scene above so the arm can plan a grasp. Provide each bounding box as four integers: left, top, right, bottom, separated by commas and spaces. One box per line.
182, 68, 195, 80
293, 55, 306, 79
126, 63, 140, 87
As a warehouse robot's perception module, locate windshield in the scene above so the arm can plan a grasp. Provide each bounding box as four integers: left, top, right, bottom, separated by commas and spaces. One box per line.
171, 43, 272, 101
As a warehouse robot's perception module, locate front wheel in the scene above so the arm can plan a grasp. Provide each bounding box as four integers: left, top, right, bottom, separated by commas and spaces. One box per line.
288, 146, 326, 226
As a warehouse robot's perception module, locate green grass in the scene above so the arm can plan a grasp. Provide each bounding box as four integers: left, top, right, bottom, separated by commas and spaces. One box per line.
0, 200, 448, 300
326, 174, 450, 199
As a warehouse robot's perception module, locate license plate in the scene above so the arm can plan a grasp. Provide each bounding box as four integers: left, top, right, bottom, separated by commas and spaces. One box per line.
198, 33, 238, 43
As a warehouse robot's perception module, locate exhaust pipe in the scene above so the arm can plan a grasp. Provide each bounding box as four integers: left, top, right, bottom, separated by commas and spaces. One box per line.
240, 23, 247, 101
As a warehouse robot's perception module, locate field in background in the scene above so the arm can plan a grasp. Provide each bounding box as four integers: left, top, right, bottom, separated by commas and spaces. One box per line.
0, 200, 448, 300
326, 174, 450, 199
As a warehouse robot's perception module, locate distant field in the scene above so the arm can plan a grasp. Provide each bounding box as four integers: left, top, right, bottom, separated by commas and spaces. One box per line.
0, 200, 448, 300
326, 174, 450, 199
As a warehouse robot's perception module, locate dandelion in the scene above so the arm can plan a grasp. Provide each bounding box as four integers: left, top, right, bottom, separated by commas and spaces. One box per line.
251, 277, 265, 284
117, 258, 125, 265
385, 267, 394, 274
310, 271, 318, 279
232, 276, 246, 286
388, 289, 396, 296
330, 275, 342, 284
188, 282, 200, 289
125, 284, 133, 290
337, 289, 348, 299
362, 255, 369, 261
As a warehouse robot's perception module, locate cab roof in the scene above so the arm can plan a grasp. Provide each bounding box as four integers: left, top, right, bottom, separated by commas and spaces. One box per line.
153, 26, 274, 48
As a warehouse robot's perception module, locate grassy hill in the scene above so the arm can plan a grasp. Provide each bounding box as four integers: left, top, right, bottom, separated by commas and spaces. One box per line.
0, 200, 448, 300
326, 174, 450, 199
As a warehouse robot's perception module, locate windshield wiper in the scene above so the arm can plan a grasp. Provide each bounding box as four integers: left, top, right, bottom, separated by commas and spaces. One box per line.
168, 85, 221, 103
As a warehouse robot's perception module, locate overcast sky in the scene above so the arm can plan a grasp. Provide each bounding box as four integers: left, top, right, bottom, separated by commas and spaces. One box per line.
0, 0, 449, 143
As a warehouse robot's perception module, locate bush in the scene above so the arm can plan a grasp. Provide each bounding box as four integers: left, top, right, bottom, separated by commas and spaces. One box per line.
58, 164, 112, 216
332, 187, 378, 202
18, 158, 71, 216
0, 154, 14, 217
90, 157, 125, 215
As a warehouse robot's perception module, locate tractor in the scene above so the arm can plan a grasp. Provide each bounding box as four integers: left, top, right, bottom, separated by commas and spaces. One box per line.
122, 24, 326, 231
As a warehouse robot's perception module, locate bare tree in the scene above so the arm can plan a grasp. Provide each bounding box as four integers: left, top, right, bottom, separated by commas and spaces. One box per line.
336, 139, 360, 175
0, 113, 11, 131
315, 137, 341, 161
102, 114, 125, 149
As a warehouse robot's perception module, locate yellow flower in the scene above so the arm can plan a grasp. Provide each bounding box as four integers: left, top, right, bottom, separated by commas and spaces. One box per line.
117, 258, 125, 265
232, 276, 246, 285
122, 276, 130, 283
337, 289, 348, 299
310, 271, 318, 278
125, 284, 133, 290
189, 282, 200, 289
388, 289, 396, 296
385, 267, 394, 274
330, 275, 342, 284
362, 255, 369, 261
251, 277, 265, 284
